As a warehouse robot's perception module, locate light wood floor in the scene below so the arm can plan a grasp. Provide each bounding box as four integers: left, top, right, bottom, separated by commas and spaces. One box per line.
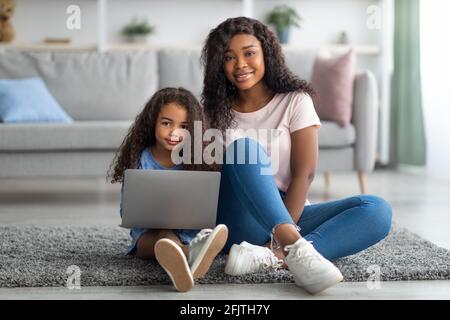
0, 169, 449, 299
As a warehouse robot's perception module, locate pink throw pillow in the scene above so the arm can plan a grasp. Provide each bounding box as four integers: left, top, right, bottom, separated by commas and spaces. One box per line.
311, 49, 356, 127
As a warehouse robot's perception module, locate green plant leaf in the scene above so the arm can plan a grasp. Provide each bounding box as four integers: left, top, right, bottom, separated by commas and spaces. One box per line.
267, 5, 302, 32
122, 17, 155, 36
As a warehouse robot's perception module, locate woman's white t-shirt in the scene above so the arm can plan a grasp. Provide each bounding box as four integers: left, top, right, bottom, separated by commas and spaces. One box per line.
227, 91, 321, 193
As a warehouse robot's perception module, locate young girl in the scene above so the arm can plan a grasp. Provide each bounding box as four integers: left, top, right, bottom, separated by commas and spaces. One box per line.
108, 87, 228, 292
200, 17, 392, 294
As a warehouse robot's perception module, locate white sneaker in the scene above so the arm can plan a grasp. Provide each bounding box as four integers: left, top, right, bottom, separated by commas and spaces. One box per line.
284, 238, 343, 294
224, 241, 284, 276
188, 224, 228, 278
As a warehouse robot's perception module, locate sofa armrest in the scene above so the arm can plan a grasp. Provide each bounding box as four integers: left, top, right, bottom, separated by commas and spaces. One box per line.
352, 71, 379, 172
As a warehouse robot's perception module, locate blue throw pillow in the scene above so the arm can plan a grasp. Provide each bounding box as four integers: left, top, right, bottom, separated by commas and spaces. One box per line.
0, 77, 74, 123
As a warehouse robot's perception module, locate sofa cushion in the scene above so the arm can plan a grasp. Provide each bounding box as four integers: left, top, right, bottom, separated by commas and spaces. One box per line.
0, 77, 73, 123
0, 50, 159, 121
0, 120, 354, 150
0, 50, 39, 79
158, 48, 203, 98
311, 49, 356, 127
0, 121, 132, 151
318, 121, 355, 147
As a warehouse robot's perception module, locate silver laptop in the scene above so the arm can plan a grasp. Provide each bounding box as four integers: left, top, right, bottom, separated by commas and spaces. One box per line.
120, 169, 221, 229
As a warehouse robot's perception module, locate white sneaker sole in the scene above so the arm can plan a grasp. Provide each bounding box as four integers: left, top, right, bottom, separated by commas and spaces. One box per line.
296, 268, 344, 294
191, 224, 228, 279
154, 239, 194, 293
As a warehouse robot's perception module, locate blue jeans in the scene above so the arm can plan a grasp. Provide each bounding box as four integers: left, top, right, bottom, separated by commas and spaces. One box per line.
216, 138, 392, 261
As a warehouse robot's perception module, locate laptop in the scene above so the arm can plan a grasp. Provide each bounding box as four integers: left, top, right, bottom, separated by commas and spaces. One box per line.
120, 169, 221, 229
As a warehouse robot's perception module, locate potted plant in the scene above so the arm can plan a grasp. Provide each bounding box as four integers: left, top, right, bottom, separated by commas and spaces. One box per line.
267, 5, 302, 44
122, 17, 155, 44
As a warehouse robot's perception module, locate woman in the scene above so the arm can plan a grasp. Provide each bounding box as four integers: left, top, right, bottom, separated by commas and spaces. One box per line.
201, 17, 392, 294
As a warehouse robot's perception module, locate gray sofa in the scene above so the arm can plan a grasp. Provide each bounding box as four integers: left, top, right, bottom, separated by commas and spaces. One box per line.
0, 48, 377, 192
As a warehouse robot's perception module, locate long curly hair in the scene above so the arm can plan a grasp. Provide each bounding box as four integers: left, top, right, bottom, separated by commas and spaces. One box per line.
201, 16, 315, 131
107, 87, 215, 184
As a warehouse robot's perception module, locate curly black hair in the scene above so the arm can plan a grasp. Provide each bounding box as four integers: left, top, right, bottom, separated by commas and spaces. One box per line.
107, 87, 216, 184
201, 16, 315, 132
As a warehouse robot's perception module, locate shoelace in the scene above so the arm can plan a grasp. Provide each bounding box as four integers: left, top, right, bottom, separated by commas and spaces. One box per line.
284, 241, 322, 269
253, 249, 284, 271
270, 232, 280, 252
191, 229, 212, 246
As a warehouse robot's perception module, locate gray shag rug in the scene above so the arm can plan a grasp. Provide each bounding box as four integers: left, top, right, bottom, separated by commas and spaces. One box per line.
1, 223, 449, 287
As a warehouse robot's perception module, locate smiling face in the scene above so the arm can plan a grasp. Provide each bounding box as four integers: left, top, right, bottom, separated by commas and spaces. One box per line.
223, 33, 266, 91
154, 102, 189, 152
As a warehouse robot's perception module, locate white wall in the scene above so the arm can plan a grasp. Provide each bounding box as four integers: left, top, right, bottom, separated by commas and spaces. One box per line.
421, 0, 450, 181
11, 0, 384, 91
13, 0, 382, 48
254, 0, 381, 47
13, 0, 243, 46
107, 0, 243, 46
11, 0, 384, 90
14, 0, 98, 45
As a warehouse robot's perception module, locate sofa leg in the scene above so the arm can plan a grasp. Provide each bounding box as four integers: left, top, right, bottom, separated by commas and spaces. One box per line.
357, 171, 367, 194
324, 172, 331, 190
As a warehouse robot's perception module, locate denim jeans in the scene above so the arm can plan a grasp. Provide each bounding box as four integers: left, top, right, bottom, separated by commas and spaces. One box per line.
216, 138, 392, 261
